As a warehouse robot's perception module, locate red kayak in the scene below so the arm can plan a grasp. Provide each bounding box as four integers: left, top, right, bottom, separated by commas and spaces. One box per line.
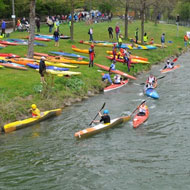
161, 65, 180, 73
0, 40, 18, 46
0, 63, 27, 70
34, 52, 50, 57
95, 63, 137, 80
0, 53, 20, 58
133, 107, 149, 128
104, 80, 128, 92
25, 37, 51, 42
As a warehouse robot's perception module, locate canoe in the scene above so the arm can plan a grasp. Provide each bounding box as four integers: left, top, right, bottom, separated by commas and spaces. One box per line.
0, 53, 20, 58
95, 63, 137, 80
106, 51, 148, 61
161, 65, 180, 73
104, 80, 128, 92
75, 116, 130, 139
72, 45, 89, 54
50, 51, 88, 59
27, 63, 69, 71
0, 63, 27, 70
45, 69, 81, 76
2, 108, 62, 133
133, 107, 149, 128
145, 88, 159, 99
106, 56, 150, 64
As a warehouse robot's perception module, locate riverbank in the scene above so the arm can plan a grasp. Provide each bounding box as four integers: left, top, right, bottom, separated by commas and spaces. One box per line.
0, 19, 189, 126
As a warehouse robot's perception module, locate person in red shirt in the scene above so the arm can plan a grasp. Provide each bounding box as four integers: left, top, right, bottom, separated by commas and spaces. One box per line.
89, 44, 95, 67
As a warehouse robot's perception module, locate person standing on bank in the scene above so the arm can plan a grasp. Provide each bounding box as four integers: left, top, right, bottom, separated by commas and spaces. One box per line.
143, 32, 148, 44
35, 17, 40, 33
89, 44, 95, 67
88, 27, 93, 41
161, 33, 165, 48
108, 26, 113, 39
1, 20, 6, 37
53, 28, 60, 47
39, 56, 46, 84
135, 28, 138, 43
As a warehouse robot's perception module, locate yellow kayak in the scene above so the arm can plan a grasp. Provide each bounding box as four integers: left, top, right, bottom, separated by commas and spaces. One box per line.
44, 61, 78, 68
0, 65, 4, 69
2, 108, 62, 133
72, 45, 89, 54
46, 69, 81, 76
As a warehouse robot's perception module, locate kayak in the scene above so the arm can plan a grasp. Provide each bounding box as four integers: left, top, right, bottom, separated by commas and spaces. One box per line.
104, 80, 128, 92
0, 40, 18, 46
27, 63, 69, 71
34, 52, 50, 57
25, 36, 51, 42
133, 107, 149, 128
0, 53, 20, 58
72, 45, 89, 54
95, 63, 137, 80
161, 65, 180, 73
0, 62, 27, 70
50, 51, 88, 59
75, 116, 130, 139
43, 61, 78, 69
45, 69, 81, 76
106, 56, 150, 64
7, 39, 45, 46
2, 108, 62, 133
106, 51, 148, 61
145, 88, 159, 99
35, 34, 70, 40
0, 65, 4, 69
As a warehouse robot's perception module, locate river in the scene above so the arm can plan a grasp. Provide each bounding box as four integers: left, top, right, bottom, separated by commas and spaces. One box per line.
0, 52, 190, 190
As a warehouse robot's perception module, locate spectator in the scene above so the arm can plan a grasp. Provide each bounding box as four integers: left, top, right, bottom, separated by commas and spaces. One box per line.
39, 57, 46, 84
184, 33, 188, 47
1, 20, 6, 37
108, 26, 113, 39
88, 27, 93, 41
135, 28, 138, 43
89, 44, 95, 67
35, 17, 40, 33
53, 28, 60, 47
115, 25, 120, 41
47, 16, 54, 33
143, 32, 148, 44
161, 33, 165, 48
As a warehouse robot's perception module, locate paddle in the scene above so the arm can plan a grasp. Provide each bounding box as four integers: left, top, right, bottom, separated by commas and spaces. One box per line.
140, 76, 165, 85
130, 100, 146, 117
89, 102, 106, 126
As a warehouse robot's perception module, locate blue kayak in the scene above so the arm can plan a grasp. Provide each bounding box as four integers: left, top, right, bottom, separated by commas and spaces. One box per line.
7, 39, 45, 46
27, 63, 69, 71
145, 88, 159, 99
49, 51, 88, 59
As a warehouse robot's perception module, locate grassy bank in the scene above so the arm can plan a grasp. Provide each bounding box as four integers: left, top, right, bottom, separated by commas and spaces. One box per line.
0, 19, 188, 125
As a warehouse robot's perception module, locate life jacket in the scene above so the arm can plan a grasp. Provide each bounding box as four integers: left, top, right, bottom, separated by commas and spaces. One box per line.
184, 35, 188, 42
144, 35, 148, 42
139, 105, 147, 113
118, 37, 122, 43
32, 108, 40, 117
89, 48, 95, 60
147, 76, 155, 83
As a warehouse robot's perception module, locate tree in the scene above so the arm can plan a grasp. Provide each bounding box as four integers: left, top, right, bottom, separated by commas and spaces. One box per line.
27, 0, 36, 58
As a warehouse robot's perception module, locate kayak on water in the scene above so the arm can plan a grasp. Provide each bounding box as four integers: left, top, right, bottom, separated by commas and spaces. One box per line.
104, 80, 129, 92
1, 109, 62, 133
75, 116, 130, 139
133, 106, 149, 128
161, 65, 180, 73
49, 51, 88, 59
145, 88, 159, 99
95, 63, 137, 80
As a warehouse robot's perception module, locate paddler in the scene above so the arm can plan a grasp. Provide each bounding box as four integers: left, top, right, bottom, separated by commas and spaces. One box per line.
146, 74, 157, 87
114, 74, 122, 84
89, 44, 95, 67
102, 73, 113, 84
137, 102, 148, 116
163, 59, 174, 70
93, 109, 111, 124
144, 82, 153, 91
30, 104, 41, 118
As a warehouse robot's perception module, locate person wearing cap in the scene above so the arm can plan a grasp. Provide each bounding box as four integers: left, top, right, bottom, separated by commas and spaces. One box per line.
39, 56, 46, 83
163, 59, 174, 70
89, 44, 95, 67
30, 104, 41, 118
93, 109, 111, 124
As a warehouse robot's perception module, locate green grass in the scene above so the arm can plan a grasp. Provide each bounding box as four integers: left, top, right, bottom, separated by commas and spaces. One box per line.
0, 19, 188, 125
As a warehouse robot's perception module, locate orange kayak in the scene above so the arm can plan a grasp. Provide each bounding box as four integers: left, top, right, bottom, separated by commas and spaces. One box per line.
161, 65, 180, 73
133, 107, 149, 128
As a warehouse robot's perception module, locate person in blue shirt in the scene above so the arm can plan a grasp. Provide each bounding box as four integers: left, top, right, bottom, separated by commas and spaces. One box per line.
102, 73, 113, 84
161, 33, 165, 48
109, 60, 116, 72
1, 20, 6, 37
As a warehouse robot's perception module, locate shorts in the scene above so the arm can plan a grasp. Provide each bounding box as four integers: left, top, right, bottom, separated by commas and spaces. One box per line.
55, 37, 59, 42
39, 70, 45, 77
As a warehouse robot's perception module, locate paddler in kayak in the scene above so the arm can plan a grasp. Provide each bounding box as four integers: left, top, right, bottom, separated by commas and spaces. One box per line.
146, 74, 157, 88
114, 74, 122, 84
163, 59, 174, 70
93, 109, 110, 124
144, 82, 153, 91
30, 104, 41, 118
137, 102, 148, 116
89, 44, 95, 67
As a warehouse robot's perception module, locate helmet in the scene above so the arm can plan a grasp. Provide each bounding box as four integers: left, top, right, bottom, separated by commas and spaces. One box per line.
91, 44, 94, 48
31, 104, 37, 109
41, 56, 45, 60
151, 38, 154, 40
103, 109, 109, 114
167, 60, 170, 63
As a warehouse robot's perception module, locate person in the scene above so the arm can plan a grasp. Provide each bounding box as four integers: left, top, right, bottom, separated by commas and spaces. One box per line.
108, 26, 113, 39
68, 20, 71, 32
53, 28, 60, 47
137, 102, 148, 116
112, 44, 117, 60
47, 16, 54, 33
35, 17, 40, 33
161, 33, 165, 48
146, 74, 157, 87
89, 44, 95, 67
88, 27, 93, 41
143, 33, 148, 44
144, 82, 153, 91
109, 60, 116, 72
102, 73, 113, 84
150, 38, 154, 44
93, 109, 111, 124
1, 20, 6, 37
30, 104, 41, 118
39, 56, 46, 83
163, 59, 174, 70
118, 34, 123, 47
123, 53, 131, 72
114, 74, 121, 84
115, 25, 120, 41
184, 33, 189, 47
135, 28, 138, 43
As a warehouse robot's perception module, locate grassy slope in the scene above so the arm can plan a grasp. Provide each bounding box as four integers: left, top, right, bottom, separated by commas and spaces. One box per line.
0, 19, 188, 124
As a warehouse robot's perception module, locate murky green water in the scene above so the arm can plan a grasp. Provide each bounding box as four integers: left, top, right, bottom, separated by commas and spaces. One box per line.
1, 52, 190, 190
